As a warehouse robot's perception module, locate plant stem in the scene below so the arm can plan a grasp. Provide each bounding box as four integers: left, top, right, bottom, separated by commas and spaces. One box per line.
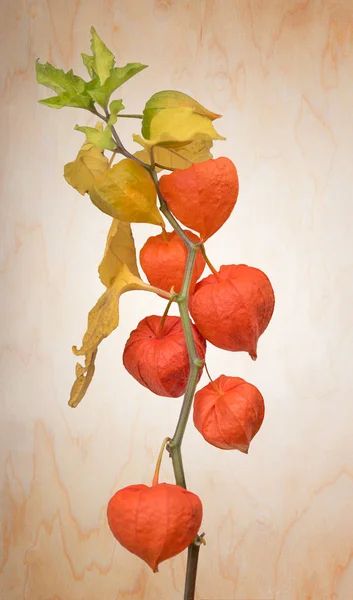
170, 351, 201, 449
157, 294, 177, 337
204, 362, 221, 393
109, 119, 204, 600
170, 244, 204, 600
109, 150, 118, 167
149, 169, 192, 246
152, 437, 171, 486
200, 244, 220, 280
151, 179, 205, 600
169, 247, 202, 449
155, 162, 178, 171
88, 107, 107, 121
117, 113, 143, 119
144, 284, 173, 301
184, 543, 201, 600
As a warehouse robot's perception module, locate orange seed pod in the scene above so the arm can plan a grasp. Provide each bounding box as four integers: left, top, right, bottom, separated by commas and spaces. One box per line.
123, 315, 206, 397
193, 375, 265, 453
159, 157, 239, 241
190, 264, 275, 359
140, 229, 205, 294
107, 441, 203, 573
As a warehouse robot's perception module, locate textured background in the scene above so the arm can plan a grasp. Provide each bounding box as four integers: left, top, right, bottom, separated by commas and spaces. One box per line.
1, 1, 353, 599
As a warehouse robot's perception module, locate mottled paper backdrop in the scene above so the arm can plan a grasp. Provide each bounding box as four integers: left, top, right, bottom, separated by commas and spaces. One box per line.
1, 1, 353, 599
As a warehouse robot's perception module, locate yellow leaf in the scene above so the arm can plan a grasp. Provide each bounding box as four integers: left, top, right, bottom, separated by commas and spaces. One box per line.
72, 267, 131, 358
134, 139, 213, 171
73, 265, 171, 357
64, 142, 109, 195
98, 219, 140, 287
133, 107, 225, 150
70, 265, 172, 405
69, 350, 97, 408
89, 158, 163, 226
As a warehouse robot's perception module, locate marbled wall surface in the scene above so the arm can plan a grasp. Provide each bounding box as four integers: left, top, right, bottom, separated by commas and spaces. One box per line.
1, 1, 353, 599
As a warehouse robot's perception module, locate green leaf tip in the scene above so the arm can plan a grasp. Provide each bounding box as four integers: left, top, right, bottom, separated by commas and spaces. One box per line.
83, 26, 115, 86
74, 123, 116, 151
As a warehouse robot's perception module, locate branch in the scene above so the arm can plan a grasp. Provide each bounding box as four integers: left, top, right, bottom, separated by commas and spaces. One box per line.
150, 169, 193, 247
184, 543, 201, 600
150, 176, 205, 600
108, 119, 204, 600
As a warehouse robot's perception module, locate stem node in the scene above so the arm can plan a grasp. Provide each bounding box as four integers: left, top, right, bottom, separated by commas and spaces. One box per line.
194, 358, 204, 368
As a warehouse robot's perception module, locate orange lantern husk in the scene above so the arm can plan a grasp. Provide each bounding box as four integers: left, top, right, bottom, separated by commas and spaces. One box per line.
189, 264, 275, 359
193, 375, 265, 452
123, 315, 206, 397
107, 438, 203, 572
107, 482, 203, 572
140, 229, 205, 294
159, 157, 239, 241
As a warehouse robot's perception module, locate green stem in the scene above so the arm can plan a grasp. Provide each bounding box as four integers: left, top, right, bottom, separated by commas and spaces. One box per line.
108, 119, 204, 600
109, 117, 151, 170
117, 113, 143, 119
167, 240, 205, 600
168, 445, 186, 488
88, 107, 107, 121
184, 543, 200, 600
165, 244, 202, 477
150, 169, 192, 246
168, 248, 203, 451
170, 351, 201, 449
151, 179, 204, 600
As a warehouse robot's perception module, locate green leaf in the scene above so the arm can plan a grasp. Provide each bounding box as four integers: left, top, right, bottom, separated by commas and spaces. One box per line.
87, 63, 148, 109
142, 90, 220, 139
39, 92, 93, 110
81, 54, 95, 79
82, 26, 115, 85
36, 60, 86, 94
108, 99, 125, 125
36, 60, 94, 110
75, 123, 116, 151
110, 99, 125, 116
80, 28, 147, 108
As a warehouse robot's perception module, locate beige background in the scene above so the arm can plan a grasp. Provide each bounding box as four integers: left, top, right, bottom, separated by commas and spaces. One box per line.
1, 1, 353, 599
